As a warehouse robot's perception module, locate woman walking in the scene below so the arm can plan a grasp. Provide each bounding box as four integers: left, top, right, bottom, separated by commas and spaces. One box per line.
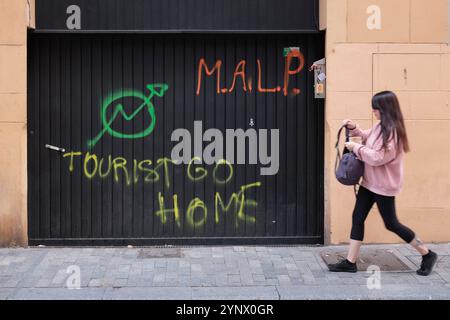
327, 90, 437, 276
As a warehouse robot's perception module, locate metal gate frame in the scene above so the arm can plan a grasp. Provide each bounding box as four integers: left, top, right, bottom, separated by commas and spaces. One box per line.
27, 32, 325, 246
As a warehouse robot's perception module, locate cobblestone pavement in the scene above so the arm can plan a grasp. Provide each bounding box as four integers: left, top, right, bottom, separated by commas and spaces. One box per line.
1, 243, 449, 300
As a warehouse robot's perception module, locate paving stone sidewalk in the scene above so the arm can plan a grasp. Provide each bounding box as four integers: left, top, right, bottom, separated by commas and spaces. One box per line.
1, 243, 450, 300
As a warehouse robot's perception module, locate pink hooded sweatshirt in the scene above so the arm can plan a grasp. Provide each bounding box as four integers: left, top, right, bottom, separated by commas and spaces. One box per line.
349, 123, 404, 197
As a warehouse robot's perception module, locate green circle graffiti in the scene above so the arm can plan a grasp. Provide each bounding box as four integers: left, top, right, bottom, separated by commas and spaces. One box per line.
87, 84, 169, 149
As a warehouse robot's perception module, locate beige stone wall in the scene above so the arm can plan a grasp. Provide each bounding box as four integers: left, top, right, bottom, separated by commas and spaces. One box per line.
0, 0, 33, 246
324, 0, 450, 244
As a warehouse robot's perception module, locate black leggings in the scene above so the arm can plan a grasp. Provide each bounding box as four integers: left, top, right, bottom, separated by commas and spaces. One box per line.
350, 186, 415, 243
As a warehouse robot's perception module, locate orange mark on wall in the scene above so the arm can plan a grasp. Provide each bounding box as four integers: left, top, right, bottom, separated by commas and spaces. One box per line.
283, 50, 304, 96
196, 58, 224, 95
257, 59, 277, 93
196, 50, 305, 96
229, 60, 247, 93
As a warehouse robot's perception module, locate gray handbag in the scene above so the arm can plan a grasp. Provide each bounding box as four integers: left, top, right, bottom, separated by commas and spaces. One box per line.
335, 125, 364, 194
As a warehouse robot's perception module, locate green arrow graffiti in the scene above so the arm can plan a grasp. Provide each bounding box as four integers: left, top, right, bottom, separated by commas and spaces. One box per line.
87, 84, 169, 149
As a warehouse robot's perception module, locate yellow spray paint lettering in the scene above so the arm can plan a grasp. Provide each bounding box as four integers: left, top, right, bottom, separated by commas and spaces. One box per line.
133, 159, 139, 184
212, 159, 233, 184
236, 182, 261, 226
137, 159, 159, 183
155, 192, 181, 227
155, 157, 175, 189
63, 151, 82, 172
187, 157, 208, 182
83, 152, 98, 179
186, 198, 208, 228
62, 150, 263, 228
112, 157, 131, 186
98, 155, 112, 178
64, 151, 240, 189
214, 192, 240, 224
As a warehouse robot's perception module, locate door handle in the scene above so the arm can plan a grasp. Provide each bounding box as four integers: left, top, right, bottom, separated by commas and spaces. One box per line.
45, 144, 66, 153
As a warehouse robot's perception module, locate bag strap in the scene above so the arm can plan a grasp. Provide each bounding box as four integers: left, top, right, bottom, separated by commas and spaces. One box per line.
334, 125, 350, 173
335, 125, 360, 198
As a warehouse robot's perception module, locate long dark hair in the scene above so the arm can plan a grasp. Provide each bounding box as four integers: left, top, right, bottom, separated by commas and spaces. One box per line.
372, 91, 410, 153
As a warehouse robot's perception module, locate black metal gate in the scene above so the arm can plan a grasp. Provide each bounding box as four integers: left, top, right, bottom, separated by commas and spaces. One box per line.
28, 33, 324, 245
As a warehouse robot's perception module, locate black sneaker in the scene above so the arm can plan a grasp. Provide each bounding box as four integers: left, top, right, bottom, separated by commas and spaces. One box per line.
327, 259, 357, 273
416, 250, 438, 276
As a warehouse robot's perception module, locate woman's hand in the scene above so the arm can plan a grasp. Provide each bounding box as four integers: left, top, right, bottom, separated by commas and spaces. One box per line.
345, 141, 359, 152
342, 119, 356, 130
